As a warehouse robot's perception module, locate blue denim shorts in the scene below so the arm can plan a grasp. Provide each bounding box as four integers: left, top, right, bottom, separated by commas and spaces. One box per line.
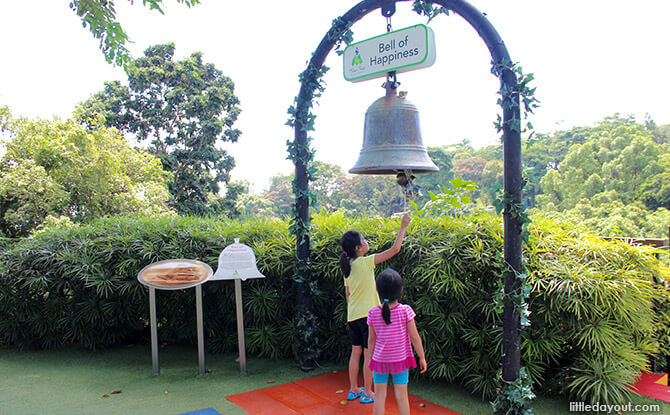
373, 369, 409, 385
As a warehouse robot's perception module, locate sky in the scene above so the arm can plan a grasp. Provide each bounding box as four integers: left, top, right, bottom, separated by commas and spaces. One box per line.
1, 1, 668, 193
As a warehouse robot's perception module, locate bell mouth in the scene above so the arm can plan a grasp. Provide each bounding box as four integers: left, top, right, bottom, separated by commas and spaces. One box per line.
348, 144, 439, 175
349, 166, 438, 175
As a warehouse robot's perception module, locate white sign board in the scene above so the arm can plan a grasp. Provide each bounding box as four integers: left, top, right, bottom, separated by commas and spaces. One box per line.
343, 24, 436, 83
211, 239, 265, 281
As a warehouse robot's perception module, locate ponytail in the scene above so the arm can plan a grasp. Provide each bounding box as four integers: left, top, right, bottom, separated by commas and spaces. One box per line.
340, 230, 362, 278
381, 299, 391, 325
339, 252, 352, 278
376, 268, 403, 325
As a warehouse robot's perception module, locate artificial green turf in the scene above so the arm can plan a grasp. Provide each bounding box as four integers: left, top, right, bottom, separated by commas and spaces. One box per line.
1, 345, 668, 415
0, 344, 323, 415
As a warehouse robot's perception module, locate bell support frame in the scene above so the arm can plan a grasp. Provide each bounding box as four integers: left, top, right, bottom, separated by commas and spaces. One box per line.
292, 0, 523, 384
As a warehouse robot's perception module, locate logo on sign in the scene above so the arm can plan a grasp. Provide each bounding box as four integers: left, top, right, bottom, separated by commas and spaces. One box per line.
352, 47, 363, 65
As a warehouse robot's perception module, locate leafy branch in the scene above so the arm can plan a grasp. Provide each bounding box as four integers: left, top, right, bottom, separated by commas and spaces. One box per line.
494, 267, 532, 328
494, 189, 531, 245
328, 17, 354, 56
491, 60, 540, 142
410, 177, 478, 217
491, 367, 536, 415
412, 0, 450, 22
70, 0, 200, 66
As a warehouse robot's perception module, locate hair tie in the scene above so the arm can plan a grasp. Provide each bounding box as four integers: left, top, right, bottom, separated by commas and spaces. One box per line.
383, 299, 389, 302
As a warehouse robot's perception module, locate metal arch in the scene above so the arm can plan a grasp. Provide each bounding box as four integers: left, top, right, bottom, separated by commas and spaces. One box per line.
292, 0, 522, 383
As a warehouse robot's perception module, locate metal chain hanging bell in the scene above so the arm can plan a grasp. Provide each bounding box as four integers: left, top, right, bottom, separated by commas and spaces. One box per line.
350, 1, 438, 176
349, 0, 436, 213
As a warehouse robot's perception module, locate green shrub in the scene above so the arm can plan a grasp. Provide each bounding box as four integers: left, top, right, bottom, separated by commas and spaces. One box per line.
0, 212, 667, 405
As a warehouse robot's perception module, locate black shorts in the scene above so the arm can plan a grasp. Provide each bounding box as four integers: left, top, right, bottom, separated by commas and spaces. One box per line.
348, 318, 369, 348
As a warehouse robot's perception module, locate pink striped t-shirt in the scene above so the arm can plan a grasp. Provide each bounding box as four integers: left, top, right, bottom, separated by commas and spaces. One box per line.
367, 303, 417, 374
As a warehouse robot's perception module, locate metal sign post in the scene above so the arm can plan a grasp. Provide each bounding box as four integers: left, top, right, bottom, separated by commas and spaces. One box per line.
138, 259, 213, 376
234, 279, 247, 374
196, 284, 205, 375
149, 287, 159, 376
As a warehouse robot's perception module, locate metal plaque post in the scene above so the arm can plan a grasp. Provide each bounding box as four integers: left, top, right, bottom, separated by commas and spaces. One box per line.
196, 284, 205, 375
138, 259, 213, 377
150, 287, 159, 376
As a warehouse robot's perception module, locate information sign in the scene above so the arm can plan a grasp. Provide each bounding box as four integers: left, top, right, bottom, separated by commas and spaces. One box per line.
343, 24, 436, 83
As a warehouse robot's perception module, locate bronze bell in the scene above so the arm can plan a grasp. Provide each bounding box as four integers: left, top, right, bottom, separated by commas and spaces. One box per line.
349, 84, 439, 175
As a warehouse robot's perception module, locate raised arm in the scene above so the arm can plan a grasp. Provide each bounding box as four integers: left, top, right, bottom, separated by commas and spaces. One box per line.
374, 214, 411, 265
407, 319, 427, 373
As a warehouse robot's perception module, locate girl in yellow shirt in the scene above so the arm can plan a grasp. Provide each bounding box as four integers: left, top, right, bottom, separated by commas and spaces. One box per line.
339, 214, 410, 404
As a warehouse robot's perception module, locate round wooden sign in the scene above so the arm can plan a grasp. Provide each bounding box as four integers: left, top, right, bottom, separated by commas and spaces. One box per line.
137, 259, 213, 290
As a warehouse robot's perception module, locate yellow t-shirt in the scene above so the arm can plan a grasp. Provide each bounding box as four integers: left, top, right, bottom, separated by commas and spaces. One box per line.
344, 255, 381, 322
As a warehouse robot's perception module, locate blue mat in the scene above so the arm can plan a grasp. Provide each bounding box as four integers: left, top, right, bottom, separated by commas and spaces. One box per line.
178, 409, 221, 415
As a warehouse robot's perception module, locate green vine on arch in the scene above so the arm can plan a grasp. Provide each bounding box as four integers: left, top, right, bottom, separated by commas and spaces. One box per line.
286, 17, 354, 364
329, 17, 354, 56
491, 59, 540, 142
491, 58, 539, 415
412, 0, 450, 22
407, 6, 537, 413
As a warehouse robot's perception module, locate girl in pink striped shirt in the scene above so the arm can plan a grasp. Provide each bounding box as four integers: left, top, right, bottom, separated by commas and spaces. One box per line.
367, 268, 427, 415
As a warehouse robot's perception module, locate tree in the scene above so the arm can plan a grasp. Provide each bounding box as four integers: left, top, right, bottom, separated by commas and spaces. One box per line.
70, 0, 200, 66
480, 159, 503, 205
538, 115, 665, 211
255, 162, 404, 218
640, 153, 670, 210
447, 139, 476, 160
547, 200, 670, 238
414, 146, 454, 207
262, 174, 294, 217
310, 161, 348, 211
653, 124, 670, 144
209, 182, 247, 218
78, 43, 242, 215
236, 193, 275, 218
0, 111, 171, 237
0, 160, 68, 237
537, 169, 563, 210
0, 106, 10, 130
335, 175, 402, 216
453, 156, 488, 184
532, 114, 670, 237
522, 124, 594, 206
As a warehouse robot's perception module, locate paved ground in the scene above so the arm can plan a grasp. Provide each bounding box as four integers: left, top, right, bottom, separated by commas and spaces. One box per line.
632, 372, 670, 403
226, 370, 460, 414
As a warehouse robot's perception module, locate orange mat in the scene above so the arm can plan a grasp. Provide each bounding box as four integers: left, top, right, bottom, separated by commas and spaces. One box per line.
226, 370, 460, 414
630, 372, 670, 403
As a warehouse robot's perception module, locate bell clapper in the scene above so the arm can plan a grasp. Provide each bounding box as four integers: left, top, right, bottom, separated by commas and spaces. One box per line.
397, 169, 421, 212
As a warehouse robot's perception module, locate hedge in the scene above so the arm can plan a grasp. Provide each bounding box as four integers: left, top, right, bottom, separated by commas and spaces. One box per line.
0, 212, 668, 405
